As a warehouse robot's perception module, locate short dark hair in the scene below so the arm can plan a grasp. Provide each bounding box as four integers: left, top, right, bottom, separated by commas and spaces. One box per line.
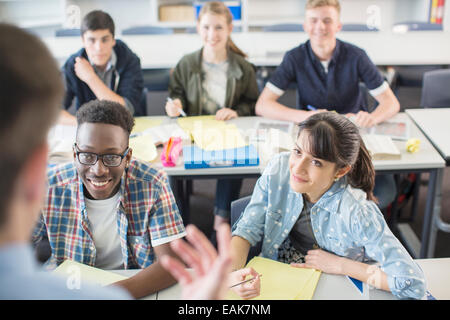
297, 112, 376, 202
76, 100, 135, 135
81, 10, 115, 37
0, 24, 64, 226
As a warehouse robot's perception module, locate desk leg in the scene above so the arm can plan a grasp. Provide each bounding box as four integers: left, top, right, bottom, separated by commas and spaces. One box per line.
420, 169, 439, 258
426, 167, 444, 258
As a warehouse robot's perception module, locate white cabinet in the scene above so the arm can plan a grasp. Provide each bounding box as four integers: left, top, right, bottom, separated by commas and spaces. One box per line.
1, 0, 447, 32
0, 0, 65, 28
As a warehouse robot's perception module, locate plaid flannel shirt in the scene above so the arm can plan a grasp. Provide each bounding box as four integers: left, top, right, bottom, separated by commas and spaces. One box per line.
33, 159, 186, 269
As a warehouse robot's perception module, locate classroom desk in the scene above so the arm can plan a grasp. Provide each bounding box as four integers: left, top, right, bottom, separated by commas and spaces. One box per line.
405, 108, 450, 163
111, 258, 450, 300
405, 108, 450, 258
145, 114, 445, 259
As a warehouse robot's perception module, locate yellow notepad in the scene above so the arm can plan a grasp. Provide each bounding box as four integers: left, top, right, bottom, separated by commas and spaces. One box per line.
294, 269, 321, 300
226, 257, 321, 300
177, 115, 216, 134
53, 260, 128, 287
132, 117, 163, 135
177, 116, 247, 150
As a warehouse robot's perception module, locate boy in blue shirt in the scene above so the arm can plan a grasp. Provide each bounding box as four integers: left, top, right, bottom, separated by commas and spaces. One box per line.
59, 10, 144, 125
255, 0, 400, 126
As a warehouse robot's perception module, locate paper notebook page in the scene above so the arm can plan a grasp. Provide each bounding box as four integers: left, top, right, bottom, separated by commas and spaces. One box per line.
145, 123, 190, 144
47, 124, 77, 151
191, 123, 247, 151
226, 257, 316, 300
132, 117, 163, 135
129, 134, 158, 162
177, 116, 247, 150
362, 134, 400, 156
176, 115, 217, 135
294, 270, 321, 300
53, 260, 128, 287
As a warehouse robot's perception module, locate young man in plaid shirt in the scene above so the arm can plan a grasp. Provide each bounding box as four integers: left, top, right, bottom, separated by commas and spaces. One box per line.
33, 100, 186, 298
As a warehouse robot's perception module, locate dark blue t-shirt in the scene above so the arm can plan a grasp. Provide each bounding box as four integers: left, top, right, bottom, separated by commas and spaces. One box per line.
268, 39, 385, 114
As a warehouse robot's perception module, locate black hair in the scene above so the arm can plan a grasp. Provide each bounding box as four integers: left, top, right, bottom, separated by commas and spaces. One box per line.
76, 100, 135, 135
297, 112, 377, 202
81, 10, 115, 37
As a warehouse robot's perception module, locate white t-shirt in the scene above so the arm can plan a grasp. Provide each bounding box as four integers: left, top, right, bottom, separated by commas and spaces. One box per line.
85, 191, 123, 270
201, 59, 229, 114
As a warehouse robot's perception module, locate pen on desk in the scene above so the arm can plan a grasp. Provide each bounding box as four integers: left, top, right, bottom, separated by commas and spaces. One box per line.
306, 105, 317, 111
167, 97, 187, 117
228, 275, 262, 289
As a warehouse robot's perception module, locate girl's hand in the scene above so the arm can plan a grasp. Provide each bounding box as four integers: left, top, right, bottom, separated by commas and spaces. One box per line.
215, 108, 238, 121
165, 98, 183, 117
229, 267, 261, 300
291, 249, 344, 275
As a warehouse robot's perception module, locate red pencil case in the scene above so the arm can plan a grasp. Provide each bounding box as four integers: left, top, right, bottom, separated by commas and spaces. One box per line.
161, 137, 183, 167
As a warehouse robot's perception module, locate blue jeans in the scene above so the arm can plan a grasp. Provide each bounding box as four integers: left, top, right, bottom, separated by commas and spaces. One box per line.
214, 178, 243, 219
374, 174, 397, 210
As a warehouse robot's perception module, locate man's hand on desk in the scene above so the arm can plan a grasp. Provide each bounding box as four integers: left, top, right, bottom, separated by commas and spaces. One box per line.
346, 111, 377, 128
160, 224, 233, 300
58, 110, 77, 126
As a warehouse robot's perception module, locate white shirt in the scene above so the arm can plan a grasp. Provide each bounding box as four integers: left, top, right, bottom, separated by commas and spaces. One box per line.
201, 59, 229, 114
85, 191, 123, 270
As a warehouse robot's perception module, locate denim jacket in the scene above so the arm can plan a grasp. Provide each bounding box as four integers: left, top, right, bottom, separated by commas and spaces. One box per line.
232, 152, 426, 299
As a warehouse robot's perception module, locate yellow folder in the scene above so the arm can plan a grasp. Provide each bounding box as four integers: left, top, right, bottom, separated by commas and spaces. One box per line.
177, 116, 247, 150
131, 117, 163, 135
226, 257, 321, 300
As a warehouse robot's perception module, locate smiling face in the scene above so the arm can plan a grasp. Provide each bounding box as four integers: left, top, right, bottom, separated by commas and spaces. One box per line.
197, 12, 232, 54
303, 5, 342, 48
74, 122, 131, 200
289, 130, 348, 203
81, 29, 116, 70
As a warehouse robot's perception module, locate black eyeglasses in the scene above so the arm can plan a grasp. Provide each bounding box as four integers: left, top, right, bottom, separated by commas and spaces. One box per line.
74, 143, 130, 167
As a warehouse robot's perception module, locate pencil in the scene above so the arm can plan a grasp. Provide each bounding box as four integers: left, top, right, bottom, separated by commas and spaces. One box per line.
228, 275, 262, 289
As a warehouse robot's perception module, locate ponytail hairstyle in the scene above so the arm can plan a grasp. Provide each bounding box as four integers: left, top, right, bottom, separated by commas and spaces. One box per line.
297, 112, 377, 202
198, 1, 247, 58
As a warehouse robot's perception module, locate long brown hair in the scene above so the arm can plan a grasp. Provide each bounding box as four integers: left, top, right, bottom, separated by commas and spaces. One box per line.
198, 1, 247, 58
297, 112, 377, 202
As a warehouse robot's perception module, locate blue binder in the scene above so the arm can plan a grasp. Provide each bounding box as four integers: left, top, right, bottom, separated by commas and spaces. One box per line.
183, 144, 259, 169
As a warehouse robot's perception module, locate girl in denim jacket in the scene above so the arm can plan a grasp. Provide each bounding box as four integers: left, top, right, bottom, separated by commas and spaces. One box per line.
231, 112, 426, 299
